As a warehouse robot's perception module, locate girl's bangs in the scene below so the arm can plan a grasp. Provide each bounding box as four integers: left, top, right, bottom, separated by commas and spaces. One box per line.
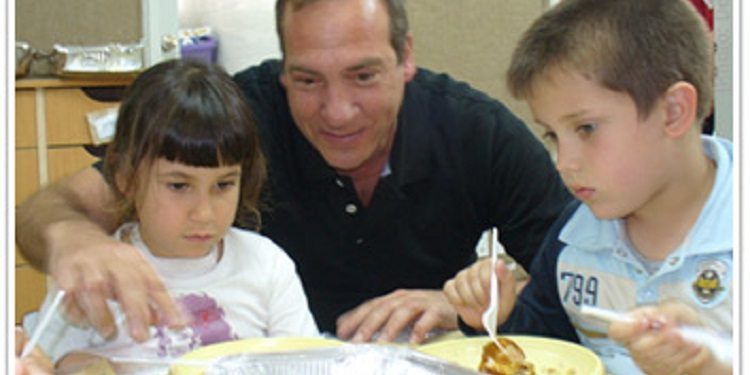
157, 121, 249, 167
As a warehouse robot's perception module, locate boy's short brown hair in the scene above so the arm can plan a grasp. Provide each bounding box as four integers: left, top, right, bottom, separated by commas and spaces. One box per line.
507, 0, 713, 122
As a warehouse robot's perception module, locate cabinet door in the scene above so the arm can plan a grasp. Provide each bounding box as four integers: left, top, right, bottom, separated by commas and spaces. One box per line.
16, 89, 37, 148
47, 147, 100, 184
16, 149, 39, 205
15, 264, 47, 325
45, 87, 122, 146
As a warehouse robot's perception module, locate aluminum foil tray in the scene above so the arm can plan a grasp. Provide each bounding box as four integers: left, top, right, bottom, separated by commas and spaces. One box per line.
53, 42, 143, 76
192, 344, 482, 375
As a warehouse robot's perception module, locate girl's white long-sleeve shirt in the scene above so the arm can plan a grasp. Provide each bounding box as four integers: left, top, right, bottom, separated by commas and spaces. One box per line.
34, 223, 319, 362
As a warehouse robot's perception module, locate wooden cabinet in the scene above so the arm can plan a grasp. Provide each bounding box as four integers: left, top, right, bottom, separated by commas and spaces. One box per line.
14, 78, 131, 324
15, 149, 39, 205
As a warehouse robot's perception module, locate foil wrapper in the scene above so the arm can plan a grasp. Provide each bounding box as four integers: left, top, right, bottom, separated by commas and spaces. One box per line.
200, 344, 481, 375
16, 41, 33, 77
53, 42, 144, 75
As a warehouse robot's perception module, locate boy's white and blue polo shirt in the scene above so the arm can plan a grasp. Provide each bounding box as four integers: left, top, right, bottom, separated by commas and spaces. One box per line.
492, 136, 733, 375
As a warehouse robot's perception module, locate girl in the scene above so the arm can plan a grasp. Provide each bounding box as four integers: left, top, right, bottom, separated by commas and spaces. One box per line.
31, 59, 318, 370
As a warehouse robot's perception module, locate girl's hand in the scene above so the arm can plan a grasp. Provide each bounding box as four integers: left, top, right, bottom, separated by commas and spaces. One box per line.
15, 327, 53, 375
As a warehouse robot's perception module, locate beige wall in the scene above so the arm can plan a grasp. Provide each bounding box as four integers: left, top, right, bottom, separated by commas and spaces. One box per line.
178, 0, 280, 74
407, 0, 548, 135
16, 0, 142, 76
16, 0, 142, 50
177, 0, 548, 134
16, 0, 548, 132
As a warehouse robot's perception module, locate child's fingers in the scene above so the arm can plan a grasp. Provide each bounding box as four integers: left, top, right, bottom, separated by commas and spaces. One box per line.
443, 259, 491, 309
468, 258, 493, 306
15, 327, 27, 356
608, 316, 651, 344
655, 300, 702, 326
496, 260, 517, 324
679, 345, 712, 373
628, 329, 706, 375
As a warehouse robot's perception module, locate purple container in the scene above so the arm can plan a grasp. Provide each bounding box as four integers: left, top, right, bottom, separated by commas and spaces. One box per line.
180, 36, 218, 64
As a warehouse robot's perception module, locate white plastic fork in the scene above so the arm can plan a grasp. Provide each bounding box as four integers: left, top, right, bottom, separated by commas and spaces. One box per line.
481, 228, 502, 350
580, 305, 732, 365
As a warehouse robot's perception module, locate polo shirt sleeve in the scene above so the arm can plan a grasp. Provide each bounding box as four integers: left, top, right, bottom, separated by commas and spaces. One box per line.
498, 201, 581, 343
484, 106, 572, 270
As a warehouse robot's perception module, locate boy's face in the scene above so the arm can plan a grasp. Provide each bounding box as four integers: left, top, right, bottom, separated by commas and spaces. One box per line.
134, 158, 241, 258
527, 68, 671, 220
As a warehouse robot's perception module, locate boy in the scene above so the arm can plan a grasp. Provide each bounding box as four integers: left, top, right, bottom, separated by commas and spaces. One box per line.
442, 0, 732, 374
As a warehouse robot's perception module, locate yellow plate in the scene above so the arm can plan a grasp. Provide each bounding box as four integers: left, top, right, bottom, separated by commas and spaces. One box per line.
172, 337, 344, 375
418, 335, 605, 374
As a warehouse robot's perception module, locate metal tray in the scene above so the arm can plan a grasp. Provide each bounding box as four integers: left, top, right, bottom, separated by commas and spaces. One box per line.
173, 344, 482, 375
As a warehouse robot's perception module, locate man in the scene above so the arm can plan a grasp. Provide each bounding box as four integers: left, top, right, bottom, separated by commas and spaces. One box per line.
16, 0, 569, 345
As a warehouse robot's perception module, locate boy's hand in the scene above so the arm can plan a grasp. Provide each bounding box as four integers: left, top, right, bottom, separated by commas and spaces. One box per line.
442, 258, 517, 330
608, 302, 729, 375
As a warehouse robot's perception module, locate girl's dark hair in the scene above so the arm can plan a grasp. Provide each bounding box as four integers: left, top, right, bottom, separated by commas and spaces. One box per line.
103, 59, 266, 229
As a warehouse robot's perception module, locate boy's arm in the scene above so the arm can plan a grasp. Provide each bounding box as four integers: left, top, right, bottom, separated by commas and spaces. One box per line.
447, 201, 580, 341
15, 167, 186, 342
498, 243, 579, 341
498, 202, 580, 342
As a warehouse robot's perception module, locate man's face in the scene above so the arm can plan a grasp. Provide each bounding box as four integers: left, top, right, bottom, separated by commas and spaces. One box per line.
279, 0, 416, 174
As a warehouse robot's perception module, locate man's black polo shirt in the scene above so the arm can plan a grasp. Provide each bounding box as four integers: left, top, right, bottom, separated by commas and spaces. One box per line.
232, 60, 570, 333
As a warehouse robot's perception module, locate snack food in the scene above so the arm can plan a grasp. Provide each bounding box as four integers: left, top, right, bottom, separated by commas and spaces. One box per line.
478, 338, 535, 375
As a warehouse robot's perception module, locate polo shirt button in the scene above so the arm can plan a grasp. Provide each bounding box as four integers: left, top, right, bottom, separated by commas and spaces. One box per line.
669, 257, 679, 266
355, 238, 364, 245
345, 203, 358, 214
335, 178, 345, 188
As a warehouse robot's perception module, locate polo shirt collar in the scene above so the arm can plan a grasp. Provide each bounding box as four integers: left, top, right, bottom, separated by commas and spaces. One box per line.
292, 124, 396, 183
